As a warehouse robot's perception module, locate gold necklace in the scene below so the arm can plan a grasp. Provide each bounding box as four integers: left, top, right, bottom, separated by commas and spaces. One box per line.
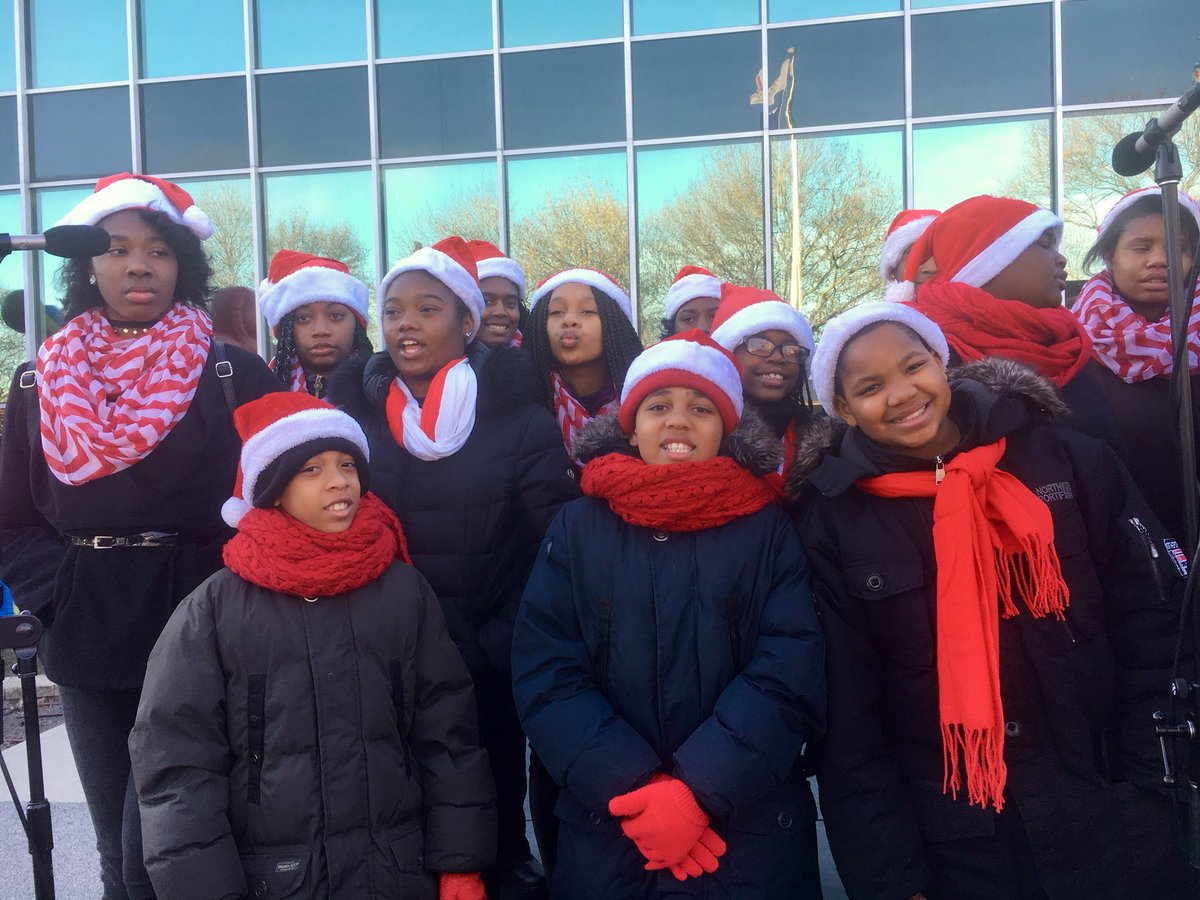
108, 318, 157, 337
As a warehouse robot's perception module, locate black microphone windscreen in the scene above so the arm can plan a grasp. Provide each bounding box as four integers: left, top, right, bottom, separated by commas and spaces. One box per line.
1112, 131, 1156, 177
41, 225, 112, 259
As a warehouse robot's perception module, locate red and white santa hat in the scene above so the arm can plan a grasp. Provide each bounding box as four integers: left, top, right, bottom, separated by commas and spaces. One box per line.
467, 239, 526, 299
528, 267, 634, 324
710, 283, 814, 359
662, 265, 723, 322
56, 172, 212, 240
379, 236, 485, 341
810, 301, 950, 417
257, 249, 369, 334
221, 392, 370, 528
902, 195, 1061, 288
618, 329, 744, 433
879, 209, 940, 282
1097, 185, 1200, 244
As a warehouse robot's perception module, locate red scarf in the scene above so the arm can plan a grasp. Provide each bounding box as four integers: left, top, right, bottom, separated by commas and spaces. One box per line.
856, 439, 1069, 812
762, 422, 798, 502
911, 280, 1092, 387
553, 372, 615, 455
581, 452, 775, 531
511, 329, 523, 348
223, 492, 411, 597
35, 304, 212, 485
1072, 271, 1200, 383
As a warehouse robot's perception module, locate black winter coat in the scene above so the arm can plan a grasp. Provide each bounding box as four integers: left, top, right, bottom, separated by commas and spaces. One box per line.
512, 413, 827, 899
0, 343, 281, 688
789, 358, 1187, 900
334, 343, 579, 680
130, 563, 497, 900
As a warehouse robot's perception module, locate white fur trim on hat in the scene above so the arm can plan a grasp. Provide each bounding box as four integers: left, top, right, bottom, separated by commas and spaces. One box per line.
528, 269, 633, 324
220, 407, 370, 527
476, 257, 527, 299
379, 247, 486, 342
710, 300, 815, 357
882, 280, 916, 303
620, 339, 744, 421
258, 266, 369, 331
1098, 186, 1200, 244
952, 208, 1062, 289
811, 301, 950, 418
663, 273, 723, 322
56, 179, 213, 240
879, 216, 937, 282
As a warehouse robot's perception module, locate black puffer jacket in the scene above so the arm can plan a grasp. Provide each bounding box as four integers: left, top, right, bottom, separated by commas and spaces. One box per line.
130, 563, 497, 900
789, 358, 1187, 900
333, 343, 579, 679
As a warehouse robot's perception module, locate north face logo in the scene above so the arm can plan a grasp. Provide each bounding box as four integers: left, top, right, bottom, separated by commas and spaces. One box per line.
1034, 481, 1075, 503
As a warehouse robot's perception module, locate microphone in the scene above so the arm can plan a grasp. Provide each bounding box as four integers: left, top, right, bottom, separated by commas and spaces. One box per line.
1112, 82, 1200, 176
0, 225, 111, 258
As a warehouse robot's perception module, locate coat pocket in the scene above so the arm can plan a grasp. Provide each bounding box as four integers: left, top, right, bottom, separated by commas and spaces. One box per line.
240, 845, 310, 899
843, 559, 933, 668
387, 819, 439, 899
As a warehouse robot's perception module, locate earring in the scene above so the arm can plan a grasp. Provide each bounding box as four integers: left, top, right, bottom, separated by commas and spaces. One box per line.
88, 275, 96, 285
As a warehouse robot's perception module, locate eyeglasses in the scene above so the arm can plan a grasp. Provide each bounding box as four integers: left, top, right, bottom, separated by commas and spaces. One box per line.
742, 336, 808, 365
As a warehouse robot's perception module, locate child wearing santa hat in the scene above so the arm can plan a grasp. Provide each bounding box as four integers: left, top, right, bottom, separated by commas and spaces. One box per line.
129, 392, 497, 900
524, 267, 644, 456
710, 283, 816, 499
879, 208, 940, 302
512, 330, 825, 899
658, 265, 724, 337
258, 249, 373, 399
468, 239, 529, 349
789, 301, 1187, 899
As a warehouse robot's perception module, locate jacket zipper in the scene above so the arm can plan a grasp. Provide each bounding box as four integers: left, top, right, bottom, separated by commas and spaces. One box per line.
1129, 516, 1167, 606
934, 456, 945, 485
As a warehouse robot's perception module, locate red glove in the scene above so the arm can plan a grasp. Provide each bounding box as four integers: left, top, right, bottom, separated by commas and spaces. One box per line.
439, 872, 486, 900
646, 826, 727, 880
608, 774, 723, 877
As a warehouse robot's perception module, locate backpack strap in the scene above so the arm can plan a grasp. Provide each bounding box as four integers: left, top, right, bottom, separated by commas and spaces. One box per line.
211, 340, 237, 414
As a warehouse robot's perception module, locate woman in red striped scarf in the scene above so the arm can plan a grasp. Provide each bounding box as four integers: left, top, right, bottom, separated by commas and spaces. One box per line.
0, 174, 281, 900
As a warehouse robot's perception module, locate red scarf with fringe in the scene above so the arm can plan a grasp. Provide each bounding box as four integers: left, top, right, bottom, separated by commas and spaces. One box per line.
856, 438, 1069, 812
581, 452, 775, 531
223, 493, 411, 597
911, 279, 1092, 387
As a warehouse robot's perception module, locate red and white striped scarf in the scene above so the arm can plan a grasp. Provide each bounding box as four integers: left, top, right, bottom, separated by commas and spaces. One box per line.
35, 304, 212, 485
270, 357, 306, 392
552, 371, 615, 456
1072, 272, 1200, 383
385, 357, 478, 461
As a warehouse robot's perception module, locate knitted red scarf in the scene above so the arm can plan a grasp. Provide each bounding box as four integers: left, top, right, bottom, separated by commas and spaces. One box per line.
581, 452, 775, 531
911, 279, 1092, 387
223, 492, 411, 597
856, 439, 1069, 812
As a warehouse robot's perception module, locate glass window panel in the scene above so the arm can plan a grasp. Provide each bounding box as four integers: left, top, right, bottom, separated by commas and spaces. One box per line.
0, 1, 15, 92
378, 58, 495, 157
30, 88, 132, 182
175, 177, 255, 290
0, 97, 16, 184
768, 0, 898, 22
1062, 0, 1197, 105
769, 129, 902, 327
506, 151, 629, 307
142, 78, 249, 173
912, 0, 1025, 7
1059, 109, 1200, 279
384, 161, 500, 266
501, 0, 622, 47
257, 68, 369, 166
502, 46, 625, 150
913, 117, 1051, 214
767, 18, 902, 129
35, 185, 92, 318
632, 32, 762, 141
141, 0, 244, 78
377, 0, 492, 57
911, 6, 1051, 118
0, 192, 26, 398
637, 141, 763, 340
256, 0, 365, 68
30, 0, 127, 88
633, 0, 758, 35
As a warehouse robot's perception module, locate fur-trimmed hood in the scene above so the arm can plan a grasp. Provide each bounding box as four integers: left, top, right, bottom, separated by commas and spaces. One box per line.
572, 405, 783, 476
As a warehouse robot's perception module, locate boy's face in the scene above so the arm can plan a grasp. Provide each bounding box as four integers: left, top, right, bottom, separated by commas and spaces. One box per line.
980, 227, 1067, 309
275, 450, 362, 533
628, 387, 724, 465
833, 323, 958, 460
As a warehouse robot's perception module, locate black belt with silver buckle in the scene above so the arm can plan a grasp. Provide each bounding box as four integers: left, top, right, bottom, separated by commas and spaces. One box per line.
66, 531, 179, 549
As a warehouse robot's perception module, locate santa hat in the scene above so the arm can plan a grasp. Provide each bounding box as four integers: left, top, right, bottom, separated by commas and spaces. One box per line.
221, 392, 371, 528
618, 329, 743, 433
662, 265, 723, 322
55, 173, 212, 240
710, 283, 814, 360
879, 209, 940, 282
1097, 186, 1200, 245
902, 195, 1061, 288
810, 301, 950, 418
467, 240, 526, 299
528, 268, 634, 324
257, 249, 369, 334
379, 236, 485, 341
